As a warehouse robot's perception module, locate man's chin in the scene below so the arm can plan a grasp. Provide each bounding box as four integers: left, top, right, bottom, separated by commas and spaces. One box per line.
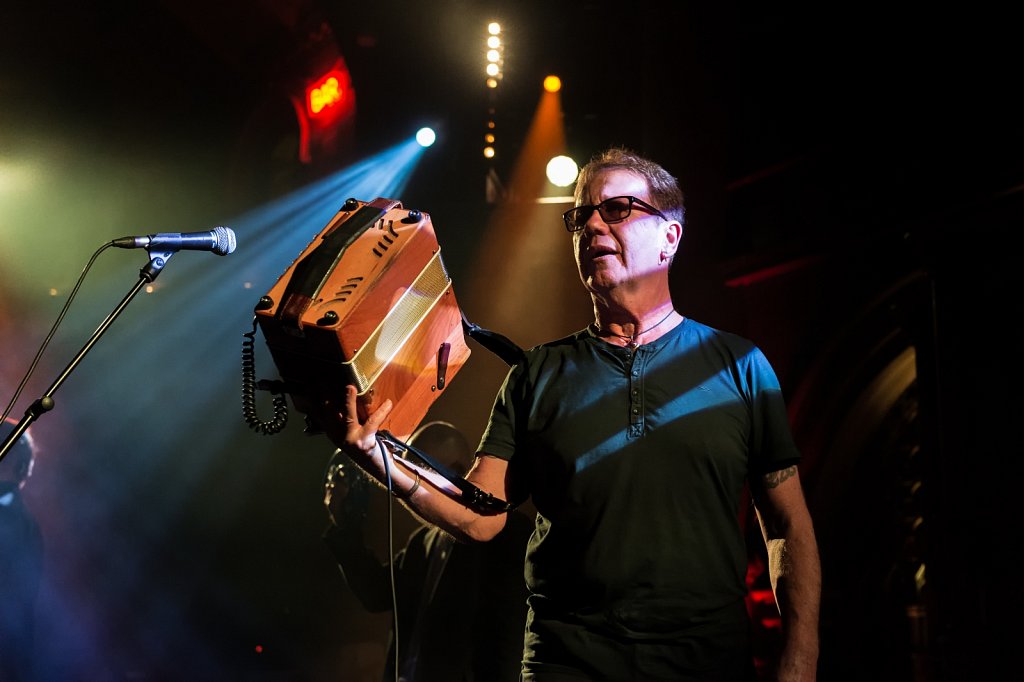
582, 273, 618, 295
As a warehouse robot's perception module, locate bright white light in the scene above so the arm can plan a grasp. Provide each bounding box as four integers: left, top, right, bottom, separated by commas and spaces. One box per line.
546, 155, 579, 187
488, 22, 501, 35
487, 49, 500, 63
415, 127, 437, 147
486, 63, 500, 77
487, 36, 501, 49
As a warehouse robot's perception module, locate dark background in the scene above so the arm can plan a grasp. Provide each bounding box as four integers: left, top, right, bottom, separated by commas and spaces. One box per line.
1, 1, 1020, 680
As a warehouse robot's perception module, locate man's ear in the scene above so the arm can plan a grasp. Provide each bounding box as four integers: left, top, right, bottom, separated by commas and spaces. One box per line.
662, 220, 682, 258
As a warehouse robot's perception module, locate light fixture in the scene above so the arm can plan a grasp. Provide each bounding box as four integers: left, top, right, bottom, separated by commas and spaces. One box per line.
415, 127, 436, 147
546, 155, 579, 187
543, 75, 562, 93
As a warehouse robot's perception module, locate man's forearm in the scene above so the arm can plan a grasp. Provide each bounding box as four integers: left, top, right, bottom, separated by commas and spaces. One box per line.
766, 530, 821, 680
341, 440, 507, 543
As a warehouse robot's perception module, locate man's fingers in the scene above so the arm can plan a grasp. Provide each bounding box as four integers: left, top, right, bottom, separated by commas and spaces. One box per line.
332, 384, 394, 460
342, 385, 360, 426
365, 399, 394, 432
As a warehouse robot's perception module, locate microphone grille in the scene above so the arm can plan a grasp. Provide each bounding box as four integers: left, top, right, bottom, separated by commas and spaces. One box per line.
212, 226, 237, 256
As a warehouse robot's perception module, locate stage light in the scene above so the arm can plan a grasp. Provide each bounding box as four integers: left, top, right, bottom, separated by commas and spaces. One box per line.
483, 20, 504, 162
543, 75, 562, 93
415, 127, 436, 147
484, 21, 503, 83
305, 69, 350, 118
546, 155, 579, 187
294, 59, 357, 163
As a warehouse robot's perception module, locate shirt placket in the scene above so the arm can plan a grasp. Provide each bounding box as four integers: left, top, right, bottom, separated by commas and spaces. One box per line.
626, 347, 644, 439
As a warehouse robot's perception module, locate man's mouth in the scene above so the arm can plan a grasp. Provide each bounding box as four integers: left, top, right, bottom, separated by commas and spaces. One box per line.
587, 244, 618, 259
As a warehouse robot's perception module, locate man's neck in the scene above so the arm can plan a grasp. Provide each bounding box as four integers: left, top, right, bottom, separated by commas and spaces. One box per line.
592, 295, 678, 347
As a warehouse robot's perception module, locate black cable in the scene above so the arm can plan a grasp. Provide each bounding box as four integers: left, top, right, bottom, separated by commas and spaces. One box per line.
2, 242, 112, 424
379, 439, 401, 682
241, 318, 288, 435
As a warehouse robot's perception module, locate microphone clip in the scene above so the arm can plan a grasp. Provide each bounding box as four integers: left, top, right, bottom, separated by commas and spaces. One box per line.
140, 248, 176, 282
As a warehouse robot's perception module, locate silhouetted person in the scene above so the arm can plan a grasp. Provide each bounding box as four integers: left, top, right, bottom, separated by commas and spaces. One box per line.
0, 419, 42, 682
323, 421, 532, 682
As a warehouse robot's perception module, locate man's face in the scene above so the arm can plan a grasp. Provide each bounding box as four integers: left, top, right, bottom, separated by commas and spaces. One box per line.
573, 169, 668, 295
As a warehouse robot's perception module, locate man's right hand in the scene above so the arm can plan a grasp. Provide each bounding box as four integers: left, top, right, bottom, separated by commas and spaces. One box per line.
313, 385, 394, 466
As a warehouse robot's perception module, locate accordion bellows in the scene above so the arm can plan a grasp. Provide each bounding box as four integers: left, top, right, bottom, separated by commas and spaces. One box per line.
255, 197, 470, 441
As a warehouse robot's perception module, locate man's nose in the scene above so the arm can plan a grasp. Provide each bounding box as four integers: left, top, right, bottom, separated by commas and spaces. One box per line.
583, 210, 610, 235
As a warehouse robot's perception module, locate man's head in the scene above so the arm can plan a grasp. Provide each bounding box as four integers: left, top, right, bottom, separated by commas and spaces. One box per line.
407, 421, 474, 477
569, 148, 685, 296
0, 418, 36, 490
573, 148, 685, 227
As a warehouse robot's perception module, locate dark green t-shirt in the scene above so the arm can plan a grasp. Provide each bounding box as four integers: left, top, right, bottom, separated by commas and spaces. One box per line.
479, 318, 799, 638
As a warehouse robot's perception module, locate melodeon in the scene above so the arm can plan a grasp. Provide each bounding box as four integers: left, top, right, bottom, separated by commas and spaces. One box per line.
254, 197, 470, 442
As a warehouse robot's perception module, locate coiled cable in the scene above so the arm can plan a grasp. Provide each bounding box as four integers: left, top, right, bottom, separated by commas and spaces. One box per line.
241, 317, 289, 435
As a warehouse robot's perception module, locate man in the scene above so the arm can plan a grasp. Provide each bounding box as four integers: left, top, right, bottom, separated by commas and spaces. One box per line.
323, 421, 532, 682
0, 418, 43, 682
321, 148, 820, 680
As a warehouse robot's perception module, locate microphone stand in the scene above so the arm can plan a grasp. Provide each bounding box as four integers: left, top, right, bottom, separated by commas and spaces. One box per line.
0, 250, 176, 461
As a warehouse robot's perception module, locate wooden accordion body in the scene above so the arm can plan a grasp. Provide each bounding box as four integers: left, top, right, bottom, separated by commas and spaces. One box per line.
255, 197, 470, 442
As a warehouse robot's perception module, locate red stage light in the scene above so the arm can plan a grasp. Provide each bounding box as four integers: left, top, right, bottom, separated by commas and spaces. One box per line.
306, 70, 346, 117
293, 59, 356, 163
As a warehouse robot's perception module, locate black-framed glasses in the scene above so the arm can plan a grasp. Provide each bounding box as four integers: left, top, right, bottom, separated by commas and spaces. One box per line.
562, 195, 667, 233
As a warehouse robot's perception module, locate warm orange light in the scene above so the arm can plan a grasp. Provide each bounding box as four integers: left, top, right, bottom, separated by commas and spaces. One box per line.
543, 75, 562, 93
483, 146, 496, 158
486, 77, 498, 88
485, 133, 495, 143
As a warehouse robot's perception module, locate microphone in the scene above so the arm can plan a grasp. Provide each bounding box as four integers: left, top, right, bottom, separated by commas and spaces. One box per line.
112, 226, 237, 256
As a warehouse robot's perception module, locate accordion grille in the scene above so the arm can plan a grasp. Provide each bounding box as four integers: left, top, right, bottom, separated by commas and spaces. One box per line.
348, 250, 451, 392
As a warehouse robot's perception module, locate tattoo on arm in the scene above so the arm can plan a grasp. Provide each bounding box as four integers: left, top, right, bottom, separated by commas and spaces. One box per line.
762, 465, 797, 489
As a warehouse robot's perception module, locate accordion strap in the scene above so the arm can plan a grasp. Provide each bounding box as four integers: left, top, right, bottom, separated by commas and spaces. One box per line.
377, 430, 514, 513
460, 310, 526, 368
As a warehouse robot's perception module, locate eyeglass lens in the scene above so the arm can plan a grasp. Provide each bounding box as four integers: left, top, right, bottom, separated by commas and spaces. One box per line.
569, 197, 633, 230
